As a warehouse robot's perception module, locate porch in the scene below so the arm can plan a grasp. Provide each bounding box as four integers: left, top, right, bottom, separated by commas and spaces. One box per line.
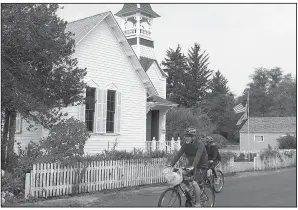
146, 95, 177, 149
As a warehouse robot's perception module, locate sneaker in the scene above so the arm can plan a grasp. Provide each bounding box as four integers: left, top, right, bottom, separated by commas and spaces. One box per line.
194, 203, 201, 207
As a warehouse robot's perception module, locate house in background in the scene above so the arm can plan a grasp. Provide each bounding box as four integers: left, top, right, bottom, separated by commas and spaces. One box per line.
239, 117, 296, 151
14, 4, 177, 154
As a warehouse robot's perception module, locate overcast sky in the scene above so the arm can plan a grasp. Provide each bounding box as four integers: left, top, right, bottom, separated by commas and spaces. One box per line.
57, 4, 296, 96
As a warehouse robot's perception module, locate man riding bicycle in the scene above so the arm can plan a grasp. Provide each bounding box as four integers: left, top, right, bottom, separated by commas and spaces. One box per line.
169, 128, 209, 207
205, 136, 221, 184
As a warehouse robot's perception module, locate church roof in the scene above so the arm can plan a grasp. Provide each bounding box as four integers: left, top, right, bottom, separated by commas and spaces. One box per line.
139, 57, 168, 77
147, 95, 177, 107
115, 4, 160, 18
65, 12, 109, 44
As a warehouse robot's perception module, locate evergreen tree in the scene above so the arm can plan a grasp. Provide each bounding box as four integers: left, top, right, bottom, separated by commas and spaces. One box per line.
162, 45, 188, 106
185, 43, 213, 107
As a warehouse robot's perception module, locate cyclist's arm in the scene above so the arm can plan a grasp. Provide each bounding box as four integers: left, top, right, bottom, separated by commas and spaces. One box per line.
192, 142, 204, 168
170, 144, 186, 167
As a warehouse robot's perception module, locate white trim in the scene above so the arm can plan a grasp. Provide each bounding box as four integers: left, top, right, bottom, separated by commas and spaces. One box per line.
76, 12, 110, 46
254, 135, 264, 142
86, 79, 100, 88
105, 83, 118, 90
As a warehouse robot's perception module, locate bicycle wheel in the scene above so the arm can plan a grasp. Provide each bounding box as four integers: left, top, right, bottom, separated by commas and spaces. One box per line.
213, 170, 224, 193
158, 187, 181, 207
200, 184, 215, 207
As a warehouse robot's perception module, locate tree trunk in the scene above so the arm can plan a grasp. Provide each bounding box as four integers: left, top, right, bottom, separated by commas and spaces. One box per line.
1, 109, 10, 170
6, 110, 16, 171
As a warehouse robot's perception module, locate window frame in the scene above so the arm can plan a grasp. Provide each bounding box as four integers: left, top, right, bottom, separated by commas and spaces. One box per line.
254, 135, 264, 142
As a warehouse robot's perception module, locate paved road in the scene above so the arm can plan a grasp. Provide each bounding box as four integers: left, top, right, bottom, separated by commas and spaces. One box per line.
17, 167, 296, 207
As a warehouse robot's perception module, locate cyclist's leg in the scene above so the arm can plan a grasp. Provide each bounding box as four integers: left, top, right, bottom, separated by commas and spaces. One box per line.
192, 167, 207, 207
211, 161, 218, 178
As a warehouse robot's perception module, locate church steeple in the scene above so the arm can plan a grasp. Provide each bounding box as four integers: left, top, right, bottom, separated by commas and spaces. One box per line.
115, 4, 160, 59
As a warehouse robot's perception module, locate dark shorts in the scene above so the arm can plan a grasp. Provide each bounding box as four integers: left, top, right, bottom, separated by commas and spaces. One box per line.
194, 167, 208, 184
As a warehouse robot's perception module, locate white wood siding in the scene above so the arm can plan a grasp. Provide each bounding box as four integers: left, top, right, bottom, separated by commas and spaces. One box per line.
72, 20, 147, 153
14, 120, 42, 152
146, 63, 167, 98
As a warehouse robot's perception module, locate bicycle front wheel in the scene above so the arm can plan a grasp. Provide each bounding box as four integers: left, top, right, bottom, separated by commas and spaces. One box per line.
200, 184, 215, 207
213, 170, 224, 193
158, 187, 181, 207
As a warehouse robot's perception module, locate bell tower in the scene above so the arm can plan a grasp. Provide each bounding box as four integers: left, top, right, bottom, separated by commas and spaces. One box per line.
115, 4, 160, 60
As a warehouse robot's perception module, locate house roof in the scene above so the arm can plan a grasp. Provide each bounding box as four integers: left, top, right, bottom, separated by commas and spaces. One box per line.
64, 11, 158, 96
239, 117, 296, 133
147, 95, 177, 107
139, 56, 168, 77
115, 4, 160, 18
65, 12, 110, 44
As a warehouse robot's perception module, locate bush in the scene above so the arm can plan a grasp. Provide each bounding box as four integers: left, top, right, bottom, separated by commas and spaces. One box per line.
259, 145, 282, 161
39, 117, 90, 162
2, 118, 90, 198
219, 151, 235, 163
166, 107, 215, 140
209, 134, 229, 149
277, 135, 296, 149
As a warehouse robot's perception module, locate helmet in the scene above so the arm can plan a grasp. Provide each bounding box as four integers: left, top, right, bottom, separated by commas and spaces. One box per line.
184, 127, 197, 137
206, 136, 215, 144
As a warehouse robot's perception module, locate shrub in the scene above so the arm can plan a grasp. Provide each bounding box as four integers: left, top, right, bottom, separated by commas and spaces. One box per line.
259, 146, 282, 161
166, 107, 215, 140
219, 151, 235, 163
39, 117, 90, 162
209, 134, 229, 149
277, 135, 296, 149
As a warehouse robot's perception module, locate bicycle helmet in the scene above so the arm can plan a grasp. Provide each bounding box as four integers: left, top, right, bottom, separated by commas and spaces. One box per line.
206, 136, 215, 144
184, 127, 197, 137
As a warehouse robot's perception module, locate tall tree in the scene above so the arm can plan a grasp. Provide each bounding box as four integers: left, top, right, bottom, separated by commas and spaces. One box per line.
268, 73, 296, 116
162, 45, 188, 106
185, 43, 213, 107
162, 43, 213, 107
199, 70, 237, 141
239, 67, 296, 118
209, 70, 230, 95
1, 4, 87, 170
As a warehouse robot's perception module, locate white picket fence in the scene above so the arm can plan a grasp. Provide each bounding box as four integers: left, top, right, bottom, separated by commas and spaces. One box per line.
254, 150, 296, 171
24, 149, 296, 199
24, 157, 234, 199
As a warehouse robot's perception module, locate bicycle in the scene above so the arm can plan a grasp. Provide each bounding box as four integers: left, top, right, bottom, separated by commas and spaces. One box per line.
158, 167, 215, 207
206, 161, 224, 193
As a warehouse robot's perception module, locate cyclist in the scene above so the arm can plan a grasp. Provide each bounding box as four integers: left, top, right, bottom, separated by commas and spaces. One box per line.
169, 128, 209, 207
205, 136, 221, 184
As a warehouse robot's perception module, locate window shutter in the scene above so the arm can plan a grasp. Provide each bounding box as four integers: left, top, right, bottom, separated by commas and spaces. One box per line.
78, 90, 86, 122
103, 90, 107, 133
96, 89, 107, 133
78, 104, 85, 122
15, 113, 21, 133
115, 91, 121, 134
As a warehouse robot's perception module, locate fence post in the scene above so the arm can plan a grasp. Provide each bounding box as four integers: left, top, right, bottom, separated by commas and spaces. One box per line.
176, 137, 181, 151
171, 137, 175, 153
25, 173, 31, 199
152, 137, 156, 152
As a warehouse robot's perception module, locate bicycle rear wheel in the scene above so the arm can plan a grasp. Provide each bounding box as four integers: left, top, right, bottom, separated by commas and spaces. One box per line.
213, 170, 224, 193
158, 187, 181, 207
200, 184, 215, 207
